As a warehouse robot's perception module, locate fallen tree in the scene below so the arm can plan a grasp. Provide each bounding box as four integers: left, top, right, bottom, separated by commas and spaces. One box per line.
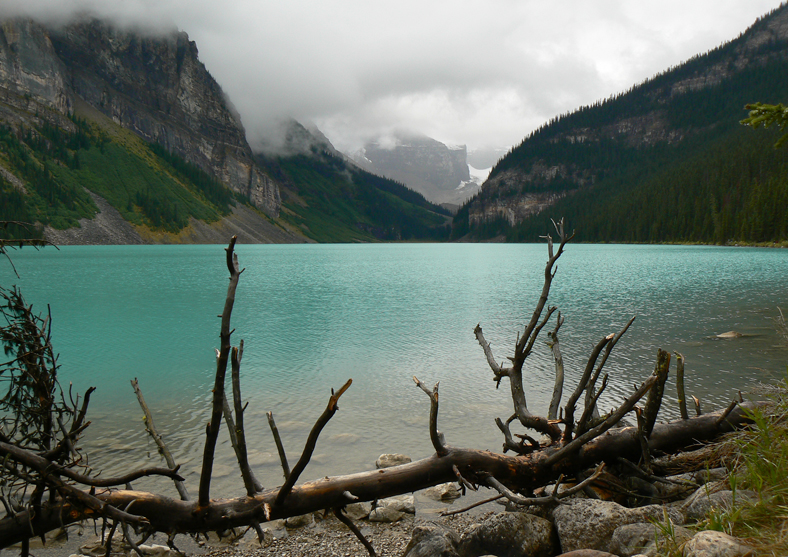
0, 220, 759, 555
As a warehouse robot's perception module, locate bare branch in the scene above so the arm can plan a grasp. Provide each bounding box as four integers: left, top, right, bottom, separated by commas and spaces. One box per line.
562, 334, 613, 442
642, 349, 671, 437
485, 463, 605, 506
413, 377, 448, 456
228, 341, 263, 495
333, 507, 377, 557
546, 313, 565, 420
473, 325, 511, 379
274, 379, 352, 507
583, 316, 636, 421
130, 379, 189, 501
267, 412, 290, 481
199, 236, 242, 507
675, 352, 689, 420
545, 374, 659, 466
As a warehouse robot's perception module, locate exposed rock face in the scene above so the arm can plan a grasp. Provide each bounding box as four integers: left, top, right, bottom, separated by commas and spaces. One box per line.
0, 17, 280, 217
0, 18, 71, 114
353, 132, 472, 205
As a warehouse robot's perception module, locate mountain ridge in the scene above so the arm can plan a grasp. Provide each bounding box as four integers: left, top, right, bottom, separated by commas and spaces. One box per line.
456, 4, 788, 243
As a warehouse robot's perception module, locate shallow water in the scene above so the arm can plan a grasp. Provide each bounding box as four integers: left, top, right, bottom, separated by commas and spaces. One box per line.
2, 243, 786, 498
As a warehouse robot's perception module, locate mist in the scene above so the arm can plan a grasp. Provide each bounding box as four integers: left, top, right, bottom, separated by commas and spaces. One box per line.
1, 0, 782, 153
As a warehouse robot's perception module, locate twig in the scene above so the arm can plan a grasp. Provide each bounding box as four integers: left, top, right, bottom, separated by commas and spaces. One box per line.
546, 312, 565, 420
675, 352, 689, 420
130, 379, 189, 501
333, 507, 376, 557
453, 465, 477, 493
229, 341, 263, 494
545, 374, 659, 466
715, 400, 739, 427
563, 334, 613, 442
642, 349, 671, 438
274, 379, 352, 506
634, 406, 652, 473
413, 376, 448, 456
440, 494, 504, 516
486, 463, 605, 506
583, 316, 636, 422
267, 412, 290, 481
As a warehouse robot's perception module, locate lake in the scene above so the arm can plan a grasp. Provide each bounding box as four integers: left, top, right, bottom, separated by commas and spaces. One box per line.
1, 243, 786, 500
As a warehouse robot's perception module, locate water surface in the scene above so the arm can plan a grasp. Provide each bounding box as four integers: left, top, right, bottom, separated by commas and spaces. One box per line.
2, 243, 786, 498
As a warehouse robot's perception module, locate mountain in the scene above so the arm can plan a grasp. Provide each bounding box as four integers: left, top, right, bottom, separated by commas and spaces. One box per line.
256, 122, 452, 242
455, 5, 788, 244
0, 17, 449, 244
350, 131, 480, 206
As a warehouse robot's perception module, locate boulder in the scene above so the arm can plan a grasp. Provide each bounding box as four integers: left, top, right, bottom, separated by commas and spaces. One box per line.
682, 487, 757, 522
284, 513, 313, 529
377, 494, 416, 514
343, 501, 372, 520
458, 511, 557, 557
376, 453, 412, 468
551, 499, 683, 553
608, 522, 693, 557
368, 505, 405, 523
558, 549, 617, 557
423, 482, 462, 501
402, 522, 460, 557
683, 530, 754, 557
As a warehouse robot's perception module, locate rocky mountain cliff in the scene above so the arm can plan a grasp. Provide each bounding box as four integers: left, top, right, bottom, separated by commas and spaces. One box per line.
0, 17, 280, 217
460, 4, 788, 240
351, 132, 477, 205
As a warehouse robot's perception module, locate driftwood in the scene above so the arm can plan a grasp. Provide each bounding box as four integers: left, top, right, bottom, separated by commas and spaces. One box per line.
0, 221, 760, 555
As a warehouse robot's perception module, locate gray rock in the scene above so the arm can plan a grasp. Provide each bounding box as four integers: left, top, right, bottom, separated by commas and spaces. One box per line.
423, 482, 462, 501
403, 522, 460, 557
558, 549, 617, 557
376, 453, 412, 468
683, 487, 757, 522
458, 511, 557, 557
551, 499, 684, 553
608, 522, 692, 557
343, 501, 372, 520
683, 530, 755, 557
368, 505, 405, 523
284, 513, 313, 529
377, 494, 416, 514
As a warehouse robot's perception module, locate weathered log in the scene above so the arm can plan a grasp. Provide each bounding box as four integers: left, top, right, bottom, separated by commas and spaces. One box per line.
0, 401, 759, 548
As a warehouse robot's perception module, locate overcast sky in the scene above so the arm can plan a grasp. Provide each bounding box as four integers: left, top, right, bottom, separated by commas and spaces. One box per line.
1, 0, 784, 154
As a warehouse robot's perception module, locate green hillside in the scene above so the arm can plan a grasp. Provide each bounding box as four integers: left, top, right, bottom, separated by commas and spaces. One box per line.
259, 150, 451, 243
456, 5, 788, 244
0, 112, 234, 238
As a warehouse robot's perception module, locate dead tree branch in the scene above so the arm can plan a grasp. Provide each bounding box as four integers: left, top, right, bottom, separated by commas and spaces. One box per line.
414, 376, 448, 456
131, 379, 189, 501
267, 411, 290, 481
274, 379, 353, 507
199, 235, 243, 507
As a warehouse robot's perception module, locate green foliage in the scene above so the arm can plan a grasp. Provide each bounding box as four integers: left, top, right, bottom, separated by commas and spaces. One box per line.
692, 382, 788, 554
0, 114, 237, 233
741, 102, 788, 147
147, 142, 233, 212
272, 150, 449, 242
466, 6, 788, 244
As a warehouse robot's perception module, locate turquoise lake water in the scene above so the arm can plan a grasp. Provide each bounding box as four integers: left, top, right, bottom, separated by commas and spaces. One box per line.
1, 243, 787, 498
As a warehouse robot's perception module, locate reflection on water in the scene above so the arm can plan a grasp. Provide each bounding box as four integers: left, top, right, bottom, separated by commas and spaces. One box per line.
2, 243, 787, 497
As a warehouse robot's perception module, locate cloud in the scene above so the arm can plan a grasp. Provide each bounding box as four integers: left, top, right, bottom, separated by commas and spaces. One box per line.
1, 0, 782, 153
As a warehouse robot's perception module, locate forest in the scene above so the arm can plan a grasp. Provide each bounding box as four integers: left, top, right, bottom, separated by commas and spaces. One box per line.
454, 8, 788, 245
